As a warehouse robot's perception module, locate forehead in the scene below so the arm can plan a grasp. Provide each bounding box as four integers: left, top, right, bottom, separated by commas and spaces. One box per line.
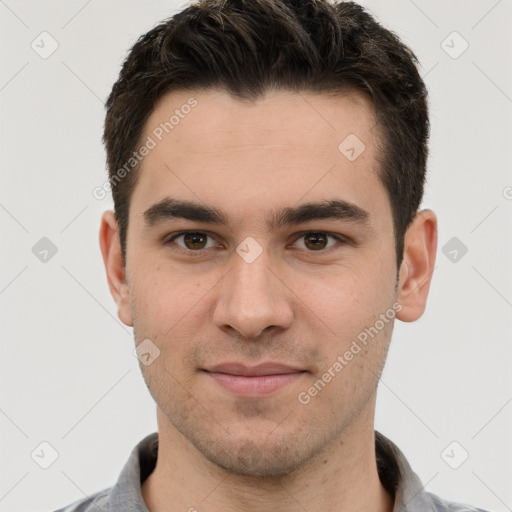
143, 88, 377, 156
131, 88, 391, 230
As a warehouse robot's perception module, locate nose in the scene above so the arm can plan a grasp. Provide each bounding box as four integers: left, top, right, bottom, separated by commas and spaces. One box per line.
212, 247, 294, 340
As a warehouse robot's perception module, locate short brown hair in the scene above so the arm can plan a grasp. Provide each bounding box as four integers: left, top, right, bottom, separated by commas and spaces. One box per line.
103, 0, 429, 269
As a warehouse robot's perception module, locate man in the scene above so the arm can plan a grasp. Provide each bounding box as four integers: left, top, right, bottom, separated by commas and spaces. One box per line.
55, 1, 489, 511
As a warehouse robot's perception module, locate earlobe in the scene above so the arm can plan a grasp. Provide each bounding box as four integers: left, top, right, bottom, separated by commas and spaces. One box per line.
99, 210, 133, 327
396, 209, 438, 323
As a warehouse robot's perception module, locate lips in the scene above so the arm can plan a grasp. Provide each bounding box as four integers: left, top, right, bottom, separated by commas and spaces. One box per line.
203, 362, 307, 396
206, 362, 304, 376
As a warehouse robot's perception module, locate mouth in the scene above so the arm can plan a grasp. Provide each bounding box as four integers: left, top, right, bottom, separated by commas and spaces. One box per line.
202, 362, 308, 397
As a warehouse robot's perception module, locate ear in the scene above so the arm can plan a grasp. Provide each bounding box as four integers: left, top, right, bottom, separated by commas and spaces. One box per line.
396, 209, 438, 322
99, 210, 133, 327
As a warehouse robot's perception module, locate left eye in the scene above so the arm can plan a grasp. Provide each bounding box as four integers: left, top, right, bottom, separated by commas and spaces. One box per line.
292, 232, 343, 251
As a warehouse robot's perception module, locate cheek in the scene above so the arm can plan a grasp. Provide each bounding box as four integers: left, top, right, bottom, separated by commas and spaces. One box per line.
292, 259, 392, 333
129, 264, 217, 341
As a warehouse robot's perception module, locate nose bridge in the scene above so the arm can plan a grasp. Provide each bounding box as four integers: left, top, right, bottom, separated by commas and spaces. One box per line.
234, 248, 273, 302
213, 244, 293, 338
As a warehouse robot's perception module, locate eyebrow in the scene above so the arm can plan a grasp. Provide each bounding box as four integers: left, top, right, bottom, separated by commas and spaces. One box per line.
142, 197, 370, 230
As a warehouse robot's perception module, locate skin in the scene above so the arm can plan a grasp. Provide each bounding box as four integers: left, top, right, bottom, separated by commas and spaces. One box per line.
100, 89, 437, 512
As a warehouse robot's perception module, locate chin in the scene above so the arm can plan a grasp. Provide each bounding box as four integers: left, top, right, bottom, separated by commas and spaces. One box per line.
193, 431, 321, 477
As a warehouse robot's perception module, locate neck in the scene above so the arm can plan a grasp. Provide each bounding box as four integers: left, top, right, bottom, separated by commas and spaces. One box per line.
142, 397, 394, 512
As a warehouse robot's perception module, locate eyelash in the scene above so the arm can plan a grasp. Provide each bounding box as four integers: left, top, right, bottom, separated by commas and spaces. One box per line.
164, 231, 349, 256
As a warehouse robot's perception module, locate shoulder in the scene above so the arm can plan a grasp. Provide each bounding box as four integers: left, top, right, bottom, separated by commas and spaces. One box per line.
427, 491, 492, 512
52, 488, 111, 512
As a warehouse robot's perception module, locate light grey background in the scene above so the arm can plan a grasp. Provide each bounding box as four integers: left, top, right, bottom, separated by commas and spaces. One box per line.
1, 1, 511, 511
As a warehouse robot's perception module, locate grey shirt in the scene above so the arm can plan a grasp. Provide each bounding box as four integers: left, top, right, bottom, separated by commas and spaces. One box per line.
53, 431, 489, 512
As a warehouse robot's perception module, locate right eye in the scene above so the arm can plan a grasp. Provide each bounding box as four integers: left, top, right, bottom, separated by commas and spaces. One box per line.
166, 231, 221, 253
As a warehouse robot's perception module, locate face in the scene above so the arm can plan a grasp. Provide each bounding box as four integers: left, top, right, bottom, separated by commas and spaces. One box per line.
117, 89, 402, 475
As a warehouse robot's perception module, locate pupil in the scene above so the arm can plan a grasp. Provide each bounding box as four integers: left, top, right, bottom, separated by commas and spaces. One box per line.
185, 232, 206, 249
305, 233, 327, 250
